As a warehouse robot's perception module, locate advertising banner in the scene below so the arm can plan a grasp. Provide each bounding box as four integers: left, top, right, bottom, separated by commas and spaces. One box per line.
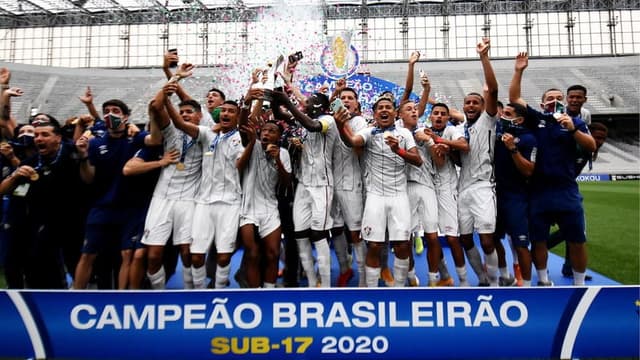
1, 286, 638, 359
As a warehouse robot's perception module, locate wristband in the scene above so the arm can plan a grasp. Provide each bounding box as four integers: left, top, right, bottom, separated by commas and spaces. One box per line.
0, 84, 9, 90
320, 119, 329, 134
434, 136, 443, 144
509, 148, 518, 154
79, 156, 89, 162
168, 74, 181, 84
568, 128, 578, 134
397, 148, 407, 157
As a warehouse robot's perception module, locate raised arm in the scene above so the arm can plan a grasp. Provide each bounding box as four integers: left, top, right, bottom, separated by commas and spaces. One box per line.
400, 51, 420, 103
75, 134, 95, 184
334, 107, 364, 149
78, 86, 100, 120
0, 68, 19, 138
271, 91, 323, 133
477, 38, 498, 116
509, 52, 529, 108
416, 70, 431, 117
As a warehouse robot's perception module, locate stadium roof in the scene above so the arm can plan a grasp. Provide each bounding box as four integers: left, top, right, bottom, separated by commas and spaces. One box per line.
0, 0, 638, 16
0, 0, 638, 28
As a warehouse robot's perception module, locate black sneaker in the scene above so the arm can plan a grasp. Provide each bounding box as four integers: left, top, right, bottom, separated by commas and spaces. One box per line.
561, 263, 573, 278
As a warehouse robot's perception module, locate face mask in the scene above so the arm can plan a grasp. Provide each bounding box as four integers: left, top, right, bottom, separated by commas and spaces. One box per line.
105, 113, 124, 130
542, 100, 565, 114
211, 107, 221, 124
16, 134, 35, 148
499, 117, 524, 134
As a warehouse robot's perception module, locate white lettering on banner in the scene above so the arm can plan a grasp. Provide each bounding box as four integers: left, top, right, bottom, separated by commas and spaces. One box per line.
69, 299, 262, 330
69, 298, 528, 330
273, 299, 528, 329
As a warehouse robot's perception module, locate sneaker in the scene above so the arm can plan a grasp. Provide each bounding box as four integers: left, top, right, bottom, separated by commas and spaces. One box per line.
408, 276, 420, 287
437, 277, 455, 287
537, 280, 554, 286
337, 268, 354, 287
513, 264, 523, 287
414, 236, 424, 255
380, 267, 395, 287
499, 276, 518, 287
561, 263, 573, 278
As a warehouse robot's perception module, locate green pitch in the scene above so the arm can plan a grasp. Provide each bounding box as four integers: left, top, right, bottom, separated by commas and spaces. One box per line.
550, 180, 640, 285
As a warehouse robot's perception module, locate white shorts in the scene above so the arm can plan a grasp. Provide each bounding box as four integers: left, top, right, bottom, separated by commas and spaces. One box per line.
436, 183, 459, 236
141, 197, 194, 246
458, 183, 496, 235
407, 182, 438, 234
240, 211, 281, 239
293, 185, 333, 232
191, 202, 240, 254
361, 192, 411, 242
330, 189, 363, 231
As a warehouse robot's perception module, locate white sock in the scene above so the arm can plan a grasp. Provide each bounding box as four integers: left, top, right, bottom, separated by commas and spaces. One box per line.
393, 256, 410, 287
333, 232, 350, 274
192, 265, 207, 289
428, 272, 439, 286
499, 266, 510, 278
215, 263, 231, 288
182, 266, 194, 289
438, 258, 451, 279
537, 268, 549, 283
522, 279, 532, 287
573, 270, 586, 286
365, 266, 380, 288
485, 249, 499, 286
147, 266, 165, 290
315, 239, 331, 288
408, 267, 416, 279
353, 241, 366, 287
263, 282, 276, 288
455, 266, 468, 283
465, 246, 487, 282
297, 238, 317, 287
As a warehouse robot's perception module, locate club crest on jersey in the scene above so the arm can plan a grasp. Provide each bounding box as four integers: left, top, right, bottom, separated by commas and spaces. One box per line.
363, 226, 372, 236
98, 145, 108, 155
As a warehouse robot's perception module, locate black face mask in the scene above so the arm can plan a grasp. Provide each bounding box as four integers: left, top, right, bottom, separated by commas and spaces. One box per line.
499, 117, 526, 135
12, 134, 35, 148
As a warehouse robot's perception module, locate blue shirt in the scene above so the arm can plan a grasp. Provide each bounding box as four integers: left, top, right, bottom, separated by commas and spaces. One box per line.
87, 131, 148, 211
123, 145, 163, 208
495, 122, 537, 195
527, 105, 588, 191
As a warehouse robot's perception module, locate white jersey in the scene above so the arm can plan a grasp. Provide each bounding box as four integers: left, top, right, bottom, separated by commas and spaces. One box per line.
357, 126, 416, 196
296, 114, 339, 187
404, 128, 436, 189
152, 123, 202, 200
458, 111, 498, 189
333, 115, 367, 191
241, 142, 292, 216
433, 125, 464, 188
196, 125, 244, 204
201, 109, 216, 127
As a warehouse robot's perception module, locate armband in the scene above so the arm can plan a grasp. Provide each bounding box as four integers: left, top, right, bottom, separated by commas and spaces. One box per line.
397, 148, 407, 157
320, 119, 329, 134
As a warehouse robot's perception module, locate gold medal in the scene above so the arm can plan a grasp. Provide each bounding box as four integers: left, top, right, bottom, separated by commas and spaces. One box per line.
176, 162, 185, 171
30, 173, 39, 181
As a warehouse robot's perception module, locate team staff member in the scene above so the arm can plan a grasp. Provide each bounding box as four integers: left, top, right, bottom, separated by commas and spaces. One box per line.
509, 52, 596, 286
335, 96, 422, 288
494, 101, 537, 287
73, 99, 157, 289
0, 116, 88, 288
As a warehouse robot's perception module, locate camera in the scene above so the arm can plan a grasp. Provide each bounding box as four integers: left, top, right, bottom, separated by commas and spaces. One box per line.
288, 51, 303, 64
168, 48, 178, 68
